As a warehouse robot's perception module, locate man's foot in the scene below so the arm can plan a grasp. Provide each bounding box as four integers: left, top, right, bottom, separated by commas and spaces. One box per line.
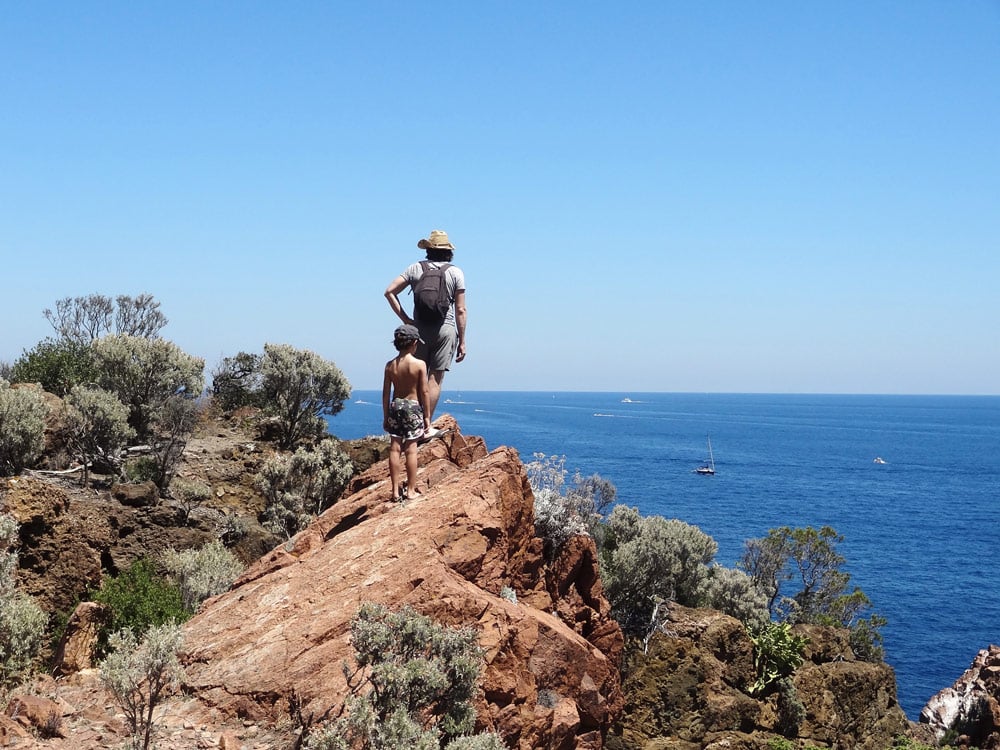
418, 427, 451, 444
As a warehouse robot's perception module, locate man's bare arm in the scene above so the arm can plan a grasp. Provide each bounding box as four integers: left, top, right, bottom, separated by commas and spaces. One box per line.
384, 276, 413, 325
454, 289, 467, 362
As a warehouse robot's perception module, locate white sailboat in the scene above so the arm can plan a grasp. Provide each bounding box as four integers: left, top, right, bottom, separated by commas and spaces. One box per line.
695, 437, 716, 475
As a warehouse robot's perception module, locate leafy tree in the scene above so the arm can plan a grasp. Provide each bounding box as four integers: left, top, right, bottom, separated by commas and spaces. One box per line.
304, 602, 504, 750
255, 438, 353, 538
44, 293, 167, 344
738, 525, 885, 660
8, 337, 96, 396
259, 343, 351, 449
90, 334, 204, 439
65, 385, 136, 486
599, 505, 718, 635
99, 622, 184, 750
161, 541, 244, 611
210, 351, 265, 411
0, 380, 49, 476
0, 513, 47, 687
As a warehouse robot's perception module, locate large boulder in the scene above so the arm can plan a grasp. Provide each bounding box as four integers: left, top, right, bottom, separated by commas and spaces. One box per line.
179, 416, 625, 749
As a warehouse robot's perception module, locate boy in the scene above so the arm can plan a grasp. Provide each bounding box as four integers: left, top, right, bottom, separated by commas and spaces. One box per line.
382, 324, 432, 501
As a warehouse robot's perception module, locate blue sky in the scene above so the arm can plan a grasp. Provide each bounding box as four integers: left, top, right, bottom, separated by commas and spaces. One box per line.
3, 2, 998, 394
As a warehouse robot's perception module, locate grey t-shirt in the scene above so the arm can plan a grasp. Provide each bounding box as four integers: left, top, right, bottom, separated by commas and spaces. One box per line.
402, 261, 466, 327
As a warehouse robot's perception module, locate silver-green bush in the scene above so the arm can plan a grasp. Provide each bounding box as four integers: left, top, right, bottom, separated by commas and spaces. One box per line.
161, 540, 244, 611
255, 438, 353, 538
259, 343, 351, 449
65, 384, 135, 485
696, 564, 770, 631
0, 513, 47, 687
168, 477, 213, 525
99, 622, 184, 750
600, 505, 718, 635
526, 453, 616, 555
0, 380, 48, 476
90, 334, 204, 439
304, 602, 505, 750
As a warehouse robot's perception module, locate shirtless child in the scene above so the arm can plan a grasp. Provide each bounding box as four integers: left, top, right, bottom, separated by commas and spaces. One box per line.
382, 324, 432, 501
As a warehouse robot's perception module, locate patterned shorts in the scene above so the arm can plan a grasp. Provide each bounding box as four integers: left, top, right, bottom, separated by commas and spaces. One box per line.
386, 397, 425, 443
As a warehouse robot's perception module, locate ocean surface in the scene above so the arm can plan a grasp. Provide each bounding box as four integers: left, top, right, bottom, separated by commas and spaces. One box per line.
327, 391, 1000, 720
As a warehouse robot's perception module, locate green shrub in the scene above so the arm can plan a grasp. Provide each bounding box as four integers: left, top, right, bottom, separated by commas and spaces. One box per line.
99, 622, 184, 750
599, 505, 718, 635
144, 395, 200, 491
9, 337, 96, 396
0, 380, 49, 476
304, 602, 503, 750
0, 513, 47, 687
90, 558, 188, 655
255, 438, 353, 538
748, 622, 807, 697
162, 541, 243, 611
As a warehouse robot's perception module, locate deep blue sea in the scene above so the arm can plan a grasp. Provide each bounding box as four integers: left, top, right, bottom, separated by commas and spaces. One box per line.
327, 391, 1000, 721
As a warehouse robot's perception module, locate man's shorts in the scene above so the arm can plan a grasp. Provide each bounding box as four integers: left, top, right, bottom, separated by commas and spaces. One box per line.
416, 324, 458, 372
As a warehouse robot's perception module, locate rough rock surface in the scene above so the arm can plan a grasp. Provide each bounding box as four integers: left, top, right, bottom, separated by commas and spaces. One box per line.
921, 644, 1000, 748
180, 415, 625, 749
608, 605, 911, 750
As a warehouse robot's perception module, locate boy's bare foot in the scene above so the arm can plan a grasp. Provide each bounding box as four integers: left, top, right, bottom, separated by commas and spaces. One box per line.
405, 490, 423, 501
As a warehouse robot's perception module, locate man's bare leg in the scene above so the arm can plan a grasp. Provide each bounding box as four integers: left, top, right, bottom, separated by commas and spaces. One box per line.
428, 370, 446, 419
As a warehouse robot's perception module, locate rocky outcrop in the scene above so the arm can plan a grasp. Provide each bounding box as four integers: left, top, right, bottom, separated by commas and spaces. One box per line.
179, 415, 624, 749
608, 605, 910, 750
921, 644, 1000, 748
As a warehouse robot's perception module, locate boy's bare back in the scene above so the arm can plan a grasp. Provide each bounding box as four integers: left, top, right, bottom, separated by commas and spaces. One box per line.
385, 352, 427, 402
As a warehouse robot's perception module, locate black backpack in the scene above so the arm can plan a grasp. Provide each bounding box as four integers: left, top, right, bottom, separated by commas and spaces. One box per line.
412, 261, 452, 324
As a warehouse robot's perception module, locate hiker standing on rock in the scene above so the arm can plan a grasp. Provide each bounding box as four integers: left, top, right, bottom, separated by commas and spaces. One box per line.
384, 229, 466, 426
382, 324, 431, 501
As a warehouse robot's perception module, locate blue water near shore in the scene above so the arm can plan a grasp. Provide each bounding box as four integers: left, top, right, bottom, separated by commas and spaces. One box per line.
327, 391, 1000, 721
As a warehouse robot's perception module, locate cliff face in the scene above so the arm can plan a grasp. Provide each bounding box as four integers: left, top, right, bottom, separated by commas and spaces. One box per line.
609, 606, 911, 750
180, 415, 625, 749
921, 644, 1000, 748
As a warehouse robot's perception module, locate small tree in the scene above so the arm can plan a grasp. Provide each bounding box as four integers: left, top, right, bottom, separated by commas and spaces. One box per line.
45, 293, 167, 344
738, 525, 885, 661
8, 337, 96, 396
90, 334, 204, 440
259, 343, 351, 449
304, 603, 504, 750
0, 513, 47, 687
210, 351, 264, 411
169, 477, 212, 525
145, 395, 200, 491
255, 439, 353, 538
161, 541, 244, 611
0, 380, 49, 476
99, 622, 184, 750
65, 385, 136, 485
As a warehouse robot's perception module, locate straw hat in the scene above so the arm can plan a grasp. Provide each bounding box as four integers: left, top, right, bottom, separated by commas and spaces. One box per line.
417, 229, 455, 251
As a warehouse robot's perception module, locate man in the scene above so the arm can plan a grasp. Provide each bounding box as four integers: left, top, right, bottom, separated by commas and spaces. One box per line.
384, 229, 467, 424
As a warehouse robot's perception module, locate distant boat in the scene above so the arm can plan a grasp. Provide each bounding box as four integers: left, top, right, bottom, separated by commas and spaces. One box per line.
695, 437, 716, 475
873, 456, 887, 464
621, 397, 634, 403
